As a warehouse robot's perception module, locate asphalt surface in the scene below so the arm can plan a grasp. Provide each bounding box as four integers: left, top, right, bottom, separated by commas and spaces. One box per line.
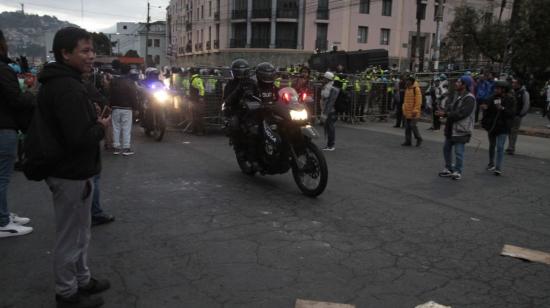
2, 123, 550, 308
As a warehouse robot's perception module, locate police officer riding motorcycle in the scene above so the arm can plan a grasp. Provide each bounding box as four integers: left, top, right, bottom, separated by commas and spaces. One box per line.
222, 60, 328, 197
140, 67, 171, 141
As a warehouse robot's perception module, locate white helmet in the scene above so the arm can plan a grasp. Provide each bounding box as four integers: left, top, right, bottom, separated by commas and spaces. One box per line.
323, 71, 334, 81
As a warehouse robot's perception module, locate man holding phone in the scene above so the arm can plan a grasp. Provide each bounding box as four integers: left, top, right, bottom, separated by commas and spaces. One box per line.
480, 80, 517, 175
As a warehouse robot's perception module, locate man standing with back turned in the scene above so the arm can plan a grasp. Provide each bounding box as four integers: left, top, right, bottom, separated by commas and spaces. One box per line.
37, 27, 111, 308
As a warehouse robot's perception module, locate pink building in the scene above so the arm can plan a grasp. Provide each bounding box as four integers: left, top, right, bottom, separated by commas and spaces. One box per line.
166, 0, 511, 69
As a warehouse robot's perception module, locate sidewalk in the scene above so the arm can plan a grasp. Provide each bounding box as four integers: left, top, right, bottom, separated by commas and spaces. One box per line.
416, 111, 550, 138
340, 119, 550, 160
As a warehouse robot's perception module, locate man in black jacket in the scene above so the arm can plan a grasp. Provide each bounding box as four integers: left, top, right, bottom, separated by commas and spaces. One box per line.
108, 64, 138, 155
481, 80, 517, 175
36, 27, 111, 308
0, 29, 35, 238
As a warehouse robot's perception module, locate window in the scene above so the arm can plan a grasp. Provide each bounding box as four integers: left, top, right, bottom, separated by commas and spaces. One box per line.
382, 0, 392, 16
123, 25, 127, 30
154, 55, 160, 65
434, 3, 444, 21
154, 39, 160, 47
417, 2, 427, 20
380, 28, 390, 45
359, 0, 369, 14
201, 5, 204, 19
209, 1, 212, 17
357, 26, 368, 43
316, 23, 328, 50
147, 39, 152, 47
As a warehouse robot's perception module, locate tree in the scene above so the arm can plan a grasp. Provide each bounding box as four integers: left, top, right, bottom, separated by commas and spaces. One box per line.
90, 32, 112, 56
124, 50, 140, 58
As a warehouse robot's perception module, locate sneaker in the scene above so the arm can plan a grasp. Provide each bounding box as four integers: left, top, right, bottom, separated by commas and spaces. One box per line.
78, 278, 111, 295
322, 147, 335, 151
113, 148, 122, 155
91, 213, 115, 226
0, 222, 33, 238
451, 171, 462, 180
494, 169, 502, 176
121, 148, 134, 156
401, 142, 412, 146
56, 292, 104, 308
10, 213, 30, 225
438, 168, 453, 177
486, 164, 496, 172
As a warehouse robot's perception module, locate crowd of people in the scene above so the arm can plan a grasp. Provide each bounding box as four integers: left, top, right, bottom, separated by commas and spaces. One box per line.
2, 25, 550, 308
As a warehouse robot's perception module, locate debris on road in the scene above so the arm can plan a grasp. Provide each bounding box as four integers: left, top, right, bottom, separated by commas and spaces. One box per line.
501, 244, 550, 265
470, 217, 481, 222
295, 299, 355, 308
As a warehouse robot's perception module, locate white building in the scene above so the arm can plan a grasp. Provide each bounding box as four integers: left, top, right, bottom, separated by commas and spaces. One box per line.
109, 21, 168, 68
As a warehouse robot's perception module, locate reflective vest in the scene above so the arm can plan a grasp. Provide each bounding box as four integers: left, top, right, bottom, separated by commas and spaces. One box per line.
190, 74, 205, 100
205, 78, 218, 93
182, 78, 191, 95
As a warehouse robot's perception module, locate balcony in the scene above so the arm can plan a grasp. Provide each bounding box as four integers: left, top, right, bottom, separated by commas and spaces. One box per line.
251, 38, 270, 48
232, 9, 247, 19
252, 8, 271, 19
276, 38, 297, 49
214, 11, 220, 21
316, 8, 329, 20
206, 41, 211, 50
230, 38, 247, 48
315, 39, 328, 51
277, 8, 298, 19
213, 39, 219, 49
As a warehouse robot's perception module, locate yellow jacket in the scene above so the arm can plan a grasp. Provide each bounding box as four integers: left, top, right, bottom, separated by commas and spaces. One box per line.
402, 82, 422, 119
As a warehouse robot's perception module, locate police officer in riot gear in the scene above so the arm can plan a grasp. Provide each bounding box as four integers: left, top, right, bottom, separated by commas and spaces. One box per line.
255, 62, 278, 103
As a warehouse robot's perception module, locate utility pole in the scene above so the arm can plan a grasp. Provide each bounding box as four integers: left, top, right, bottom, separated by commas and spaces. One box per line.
433, 0, 443, 72
20, 3, 24, 14
414, 0, 422, 72
145, 1, 151, 67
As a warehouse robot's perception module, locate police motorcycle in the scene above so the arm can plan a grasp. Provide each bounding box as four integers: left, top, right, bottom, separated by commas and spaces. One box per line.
140, 68, 172, 141
223, 62, 328, 197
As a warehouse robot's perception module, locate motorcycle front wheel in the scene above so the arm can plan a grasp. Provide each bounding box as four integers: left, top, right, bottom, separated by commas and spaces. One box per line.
235, 150, 256, 176
291, 140, 328, 197
151, 110, 166, 141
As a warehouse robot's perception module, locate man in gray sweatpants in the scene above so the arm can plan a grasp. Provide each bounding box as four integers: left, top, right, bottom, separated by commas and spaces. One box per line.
35, 27, 112, 308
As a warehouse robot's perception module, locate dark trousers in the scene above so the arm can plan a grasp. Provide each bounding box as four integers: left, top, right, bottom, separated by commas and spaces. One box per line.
431, 107, 441, 129
405, 119, 422, 143
324, 112, 337, 147
91, 175, 103, 217
394, 103, 404, 127
355, 94, 367, 121
191, 100, 205, 134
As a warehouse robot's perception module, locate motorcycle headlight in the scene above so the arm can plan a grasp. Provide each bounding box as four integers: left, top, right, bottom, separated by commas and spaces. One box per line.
153, 90, 169, 104
290, 109, 308, 121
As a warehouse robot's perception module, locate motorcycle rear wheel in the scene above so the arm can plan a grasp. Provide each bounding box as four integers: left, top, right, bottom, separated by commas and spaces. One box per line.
292, 140, 328, 197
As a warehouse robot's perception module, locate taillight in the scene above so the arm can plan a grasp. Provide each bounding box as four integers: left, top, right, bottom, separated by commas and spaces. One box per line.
301, 93, 307, 101
283, 92, 290, 103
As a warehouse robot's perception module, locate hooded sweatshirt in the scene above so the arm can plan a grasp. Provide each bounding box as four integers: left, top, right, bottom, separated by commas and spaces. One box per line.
0, 55, 35, 130
36, 62, 104, 180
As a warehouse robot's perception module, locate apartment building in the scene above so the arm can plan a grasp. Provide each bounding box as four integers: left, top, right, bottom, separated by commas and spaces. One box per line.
110, 21, 168, 68
166, 0, 511, 69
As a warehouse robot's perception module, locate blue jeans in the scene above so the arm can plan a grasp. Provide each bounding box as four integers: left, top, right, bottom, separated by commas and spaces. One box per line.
489, 133, 507, 170
0, 129, 17, 227
324, 112, 336, 148
443, 138, 465, 174
91, 174, 103, 217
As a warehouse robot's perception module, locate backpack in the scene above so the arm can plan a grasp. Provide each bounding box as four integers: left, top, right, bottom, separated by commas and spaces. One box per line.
334, 89, 350, 113
21, 106, 64, 181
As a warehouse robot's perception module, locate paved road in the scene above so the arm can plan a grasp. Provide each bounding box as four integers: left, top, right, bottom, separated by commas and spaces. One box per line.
2, 123, 550, 308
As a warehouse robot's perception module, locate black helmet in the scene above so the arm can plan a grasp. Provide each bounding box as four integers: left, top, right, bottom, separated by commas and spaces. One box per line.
256, 62, 276, 84
231, 58, 249, 79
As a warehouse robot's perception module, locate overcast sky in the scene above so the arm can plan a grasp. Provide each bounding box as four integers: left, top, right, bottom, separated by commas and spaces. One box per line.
0, 0, 169, 32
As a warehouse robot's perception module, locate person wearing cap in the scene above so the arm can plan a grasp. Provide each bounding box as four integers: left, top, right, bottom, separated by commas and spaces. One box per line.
401, 75, 423, 146
506, 78, 530, 155
436, 76, 476, 180
320, 71, 340, 151
475, 71, 495, 122
480, 80, 516, 175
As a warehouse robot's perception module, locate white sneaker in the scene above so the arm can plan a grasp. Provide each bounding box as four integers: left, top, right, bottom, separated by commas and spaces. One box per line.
451, 171, 462, 180
10, 213, 30, 225
0, 222, 33, 238
322, 146, 335, 151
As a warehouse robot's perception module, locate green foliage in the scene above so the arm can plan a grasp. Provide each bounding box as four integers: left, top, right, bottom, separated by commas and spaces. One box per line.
124, 50, 140, 58
444, 1, 550, 81
90, 32, 112, 56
